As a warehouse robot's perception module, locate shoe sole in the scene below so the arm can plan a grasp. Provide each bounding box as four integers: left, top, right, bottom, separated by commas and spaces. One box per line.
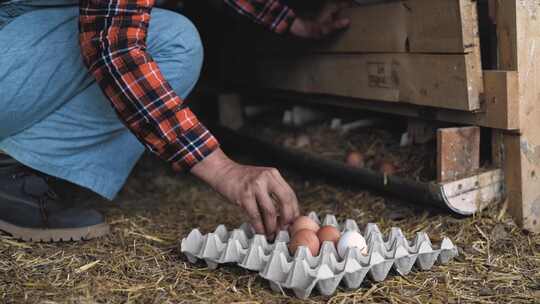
0, 219, 110, 242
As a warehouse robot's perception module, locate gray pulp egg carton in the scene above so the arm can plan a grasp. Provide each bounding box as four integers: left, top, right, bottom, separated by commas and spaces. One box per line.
180, 212, 459, 299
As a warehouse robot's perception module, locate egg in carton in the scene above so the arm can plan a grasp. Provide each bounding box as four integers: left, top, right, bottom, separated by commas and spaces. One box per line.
180, 212, 459, 299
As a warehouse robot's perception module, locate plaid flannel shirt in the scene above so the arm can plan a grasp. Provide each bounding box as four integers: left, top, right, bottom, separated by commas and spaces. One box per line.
79, 0, 296, 171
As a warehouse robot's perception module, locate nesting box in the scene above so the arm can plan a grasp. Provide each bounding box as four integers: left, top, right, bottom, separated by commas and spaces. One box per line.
218, 0, 540, 233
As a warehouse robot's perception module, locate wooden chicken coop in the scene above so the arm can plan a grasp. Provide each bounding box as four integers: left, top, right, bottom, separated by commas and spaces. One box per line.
212, 0, 540, 233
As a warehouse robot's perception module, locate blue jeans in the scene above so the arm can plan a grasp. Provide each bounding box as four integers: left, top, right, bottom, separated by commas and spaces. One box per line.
0, 1, 204, 199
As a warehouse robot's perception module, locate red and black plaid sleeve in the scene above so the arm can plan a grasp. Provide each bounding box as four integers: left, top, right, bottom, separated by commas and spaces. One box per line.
224, 0, 296, 33
78, 0, 218, 171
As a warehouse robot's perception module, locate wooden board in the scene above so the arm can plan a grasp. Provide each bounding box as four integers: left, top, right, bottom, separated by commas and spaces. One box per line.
253, 53, 483, 111
437, 127, 481, 183
246, 0, 480, 54
241, 75, 518, 131
496, 0, 540, 232
225, 0, 484, 112
482, 70, 519, 130
407, 0, 480, 53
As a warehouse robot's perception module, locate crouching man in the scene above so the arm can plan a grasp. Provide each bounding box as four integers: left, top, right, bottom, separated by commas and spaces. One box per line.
0, 0, 349, 242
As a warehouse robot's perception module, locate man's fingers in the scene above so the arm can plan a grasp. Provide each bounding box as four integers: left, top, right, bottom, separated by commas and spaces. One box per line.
268, 170, 299, 228
292, 194, 301, 218
333, 18, 350, 30
240, 168, 300, 239
242, 195, 266, 235
318, 17, 348, 38
255, 189, 278, 240
274, 170, 300, 218
270, 191, 294, 229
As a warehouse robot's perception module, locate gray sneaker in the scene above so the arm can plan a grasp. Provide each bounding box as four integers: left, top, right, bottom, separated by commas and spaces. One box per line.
0, 155, 109, 242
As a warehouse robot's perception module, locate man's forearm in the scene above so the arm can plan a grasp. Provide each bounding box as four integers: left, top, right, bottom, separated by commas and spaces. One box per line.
78, 0, 219, 171
191, 148, 235, 187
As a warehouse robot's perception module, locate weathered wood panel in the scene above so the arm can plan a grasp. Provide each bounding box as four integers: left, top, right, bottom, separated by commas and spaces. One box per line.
240, 70, 517, 130
225, 0, 484, 112
482, 70, 519, 130
496, 0, 540, 232
246, 0, 479, 54
407, 0, 479, 53
437, 126, 480, 182
253, 53, 482, 111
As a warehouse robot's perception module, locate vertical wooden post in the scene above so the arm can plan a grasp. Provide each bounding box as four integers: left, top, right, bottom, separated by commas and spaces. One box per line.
496, 0, 540, 232
491, 130, 504, 168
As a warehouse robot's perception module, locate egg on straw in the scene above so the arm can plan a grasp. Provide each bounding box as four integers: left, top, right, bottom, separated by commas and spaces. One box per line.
345, 151, 365, 168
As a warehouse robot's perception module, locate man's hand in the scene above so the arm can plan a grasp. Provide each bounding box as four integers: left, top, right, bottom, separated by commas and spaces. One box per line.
191, 149, 300, 239
289, 1, 351, 39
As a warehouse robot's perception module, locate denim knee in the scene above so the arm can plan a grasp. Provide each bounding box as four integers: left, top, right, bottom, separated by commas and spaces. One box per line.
149, 9, 204, 96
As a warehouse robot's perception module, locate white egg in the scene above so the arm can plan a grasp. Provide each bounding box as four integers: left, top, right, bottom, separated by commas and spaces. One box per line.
337, 231, 368, 258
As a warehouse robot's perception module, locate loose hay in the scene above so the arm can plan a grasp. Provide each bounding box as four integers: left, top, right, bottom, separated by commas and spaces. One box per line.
1, 153, 539, 303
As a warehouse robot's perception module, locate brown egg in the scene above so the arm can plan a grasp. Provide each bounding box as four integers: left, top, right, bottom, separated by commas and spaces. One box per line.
288, 229, 320, 256
289, 216, 320, 237
345, 151, 365, 168
317, 225, 341, 246
380, 161, 396, 175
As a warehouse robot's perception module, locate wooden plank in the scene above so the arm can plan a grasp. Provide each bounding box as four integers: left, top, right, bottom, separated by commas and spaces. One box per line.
496, 0, 518, 70
437, 127, 481, 182
251, 2, 407, 53
496, 0, 540, 232
488, 0, 497, 23
248, 0, 479, 54
407, 0, 479, 53
482, 70, 519, 129
241, 71, 519, 131
492, 130, 504, 167
254, 53, 482, 111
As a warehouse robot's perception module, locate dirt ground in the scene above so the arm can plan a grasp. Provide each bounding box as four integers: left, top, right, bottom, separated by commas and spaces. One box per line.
1, 150, 539, 303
